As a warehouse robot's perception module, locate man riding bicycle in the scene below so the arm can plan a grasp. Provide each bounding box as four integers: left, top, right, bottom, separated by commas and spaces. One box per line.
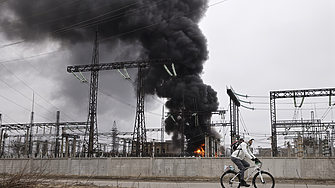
231, 136, 260, 187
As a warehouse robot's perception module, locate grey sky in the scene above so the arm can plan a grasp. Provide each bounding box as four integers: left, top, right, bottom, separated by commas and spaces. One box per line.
0, 0, 334, 150
201, 0, 335, 148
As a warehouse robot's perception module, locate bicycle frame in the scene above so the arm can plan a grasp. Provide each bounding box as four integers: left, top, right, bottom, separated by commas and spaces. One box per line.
221, 161, 275, 188
244, 163, 262, 182
230, 162, 263, 183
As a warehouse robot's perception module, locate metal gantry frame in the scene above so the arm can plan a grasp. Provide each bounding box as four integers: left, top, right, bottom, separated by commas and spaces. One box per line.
0, 111, 88, 158
270, 88, 335, 157
227, 87, 240, 144
0, 110, 170, 158
68, 58, 173, 157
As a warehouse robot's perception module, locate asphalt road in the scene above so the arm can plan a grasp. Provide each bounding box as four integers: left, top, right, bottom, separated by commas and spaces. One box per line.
66, 179, 335, 188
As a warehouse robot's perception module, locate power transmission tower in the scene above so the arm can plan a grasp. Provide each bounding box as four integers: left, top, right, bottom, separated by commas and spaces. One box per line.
133, 67, 146, 156
67, 58, 173, 157
85, 30, 100, 157
66, 30, 100, 157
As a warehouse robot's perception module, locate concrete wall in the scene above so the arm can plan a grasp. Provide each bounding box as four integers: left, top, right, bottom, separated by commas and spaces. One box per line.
0, 157, 334, 180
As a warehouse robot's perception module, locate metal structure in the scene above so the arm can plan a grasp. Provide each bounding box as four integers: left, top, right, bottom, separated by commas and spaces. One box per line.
85, 30, 100, 157
270, 88, 335, 157
161, 106, 165, 142
227, 87, 240, 144
0, 122, 163, 158
111, 121, 118, 154
68, 58, 173, 157
133, 67, 146, 156
1, 122, 88, 158
166, 108, 227, 156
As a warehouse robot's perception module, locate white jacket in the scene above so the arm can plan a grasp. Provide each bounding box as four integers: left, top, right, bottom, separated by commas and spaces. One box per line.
231, 142, 256, 160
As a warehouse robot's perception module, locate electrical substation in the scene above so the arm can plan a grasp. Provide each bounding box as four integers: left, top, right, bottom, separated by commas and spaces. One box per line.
270, 88, 335, 157
0, 32, 334, 159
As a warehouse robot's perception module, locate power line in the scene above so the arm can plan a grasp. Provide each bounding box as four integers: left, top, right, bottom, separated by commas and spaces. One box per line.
0, 0, 83, 28
0, 0, 231, 120
0, 112, 18, 124
0, 40, 87, 123
239, 111, 249, 135
0, 49, 160, 122
0, 76, 56, 120
7, 0, 226, 48
0, 0, 161, 47
5, 45, 88, 109
251, 101, 335, 105
52, 0, 150, 35
0, 94, 53, 122
0, 0, 10, 5
34, 0, 125, 29
0, 0, 229, 62
254, 107, 335, 111
0, 63, 76, 121
0, 41, 25, 49
0, 0, 126, 30
0, 49, 67, 64
80, 81, 162, 117
321, 105, 334, 120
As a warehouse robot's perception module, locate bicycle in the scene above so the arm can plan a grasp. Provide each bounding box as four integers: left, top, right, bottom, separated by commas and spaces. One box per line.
220, 161, 275, 188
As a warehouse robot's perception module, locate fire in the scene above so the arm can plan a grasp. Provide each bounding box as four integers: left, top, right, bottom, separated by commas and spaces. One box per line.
194, 144, 205, 157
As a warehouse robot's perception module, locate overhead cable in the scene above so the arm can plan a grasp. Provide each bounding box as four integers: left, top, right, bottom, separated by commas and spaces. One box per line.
0, 0, 83, 28
0, 63, 76, 121
0, 94, 53, 122
0, 0, 230, 62
0, 49, 67, 64
3, 42, 89, 117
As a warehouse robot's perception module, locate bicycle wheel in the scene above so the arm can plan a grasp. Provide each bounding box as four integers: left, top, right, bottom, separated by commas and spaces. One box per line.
220, 170, 239, 188
252, 171, 275, 188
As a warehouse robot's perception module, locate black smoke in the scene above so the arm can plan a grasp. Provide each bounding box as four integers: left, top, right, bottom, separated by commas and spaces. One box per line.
0, 0, 219, 154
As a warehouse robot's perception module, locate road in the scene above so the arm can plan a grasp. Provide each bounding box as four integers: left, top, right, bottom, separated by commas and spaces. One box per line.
64, 179, 335, 188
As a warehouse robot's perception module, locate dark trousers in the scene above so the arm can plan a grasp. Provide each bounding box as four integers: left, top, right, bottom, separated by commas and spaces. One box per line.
231, 157, 250, 181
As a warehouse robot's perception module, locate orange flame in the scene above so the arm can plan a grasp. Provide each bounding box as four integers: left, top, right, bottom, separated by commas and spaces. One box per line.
194, 143, 205, 157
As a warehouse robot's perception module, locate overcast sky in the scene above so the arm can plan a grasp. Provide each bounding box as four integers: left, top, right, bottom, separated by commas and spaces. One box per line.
0, 0, 334, 150
201, 0, 335, 148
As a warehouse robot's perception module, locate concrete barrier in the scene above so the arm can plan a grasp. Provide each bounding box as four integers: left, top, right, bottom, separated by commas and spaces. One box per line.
0, 157, 334, 180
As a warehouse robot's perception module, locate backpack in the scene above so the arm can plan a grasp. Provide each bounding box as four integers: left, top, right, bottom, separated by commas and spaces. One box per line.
231, 140, 242, 153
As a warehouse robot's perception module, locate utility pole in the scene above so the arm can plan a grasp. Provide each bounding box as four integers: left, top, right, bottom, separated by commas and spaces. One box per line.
55, 111, 60, 158
112, 121, 117, 155
0, 114, 2, 157
161, 106, 164, 142
29, 93, 35, 157
25, 124, 30, 157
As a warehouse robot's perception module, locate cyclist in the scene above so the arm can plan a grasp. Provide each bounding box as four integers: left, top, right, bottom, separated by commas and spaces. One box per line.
231, 135, 260, 187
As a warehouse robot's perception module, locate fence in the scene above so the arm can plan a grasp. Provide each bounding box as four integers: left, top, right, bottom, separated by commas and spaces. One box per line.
0, 157, 334, 180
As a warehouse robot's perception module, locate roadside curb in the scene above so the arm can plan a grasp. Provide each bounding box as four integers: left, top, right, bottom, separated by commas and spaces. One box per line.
46, 175, 335, 185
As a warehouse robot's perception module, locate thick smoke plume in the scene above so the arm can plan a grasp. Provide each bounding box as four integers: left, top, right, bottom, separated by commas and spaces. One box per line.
0, 0, 219, 154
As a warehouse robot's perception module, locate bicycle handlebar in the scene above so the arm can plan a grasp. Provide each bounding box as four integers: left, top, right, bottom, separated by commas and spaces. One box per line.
255, 161, 263, 168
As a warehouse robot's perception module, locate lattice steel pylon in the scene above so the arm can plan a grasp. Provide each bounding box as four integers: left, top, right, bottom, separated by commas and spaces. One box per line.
132, 67, 146, 157
85, 30, 99, 157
